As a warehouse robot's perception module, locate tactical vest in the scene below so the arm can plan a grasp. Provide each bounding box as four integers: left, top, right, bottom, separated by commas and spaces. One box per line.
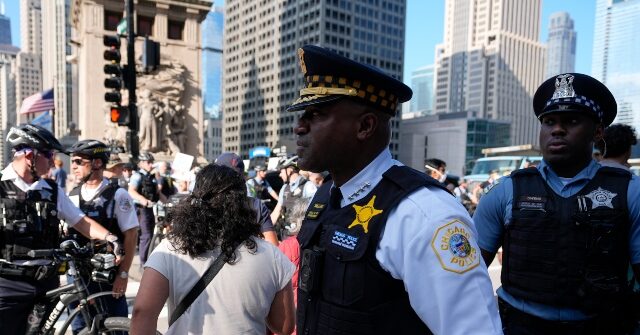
0, 177, 61, 262
503, 167, 632, 313
250, 178, 270, 201
278, 177, 308, 226
68, 183, 124, 247
297, 165, 449, 335
136, 171, 159, 202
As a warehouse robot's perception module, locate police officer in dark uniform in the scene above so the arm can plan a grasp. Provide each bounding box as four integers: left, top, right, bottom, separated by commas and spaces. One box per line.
289, 45, 501, 334
0, 124, 123, 334
128, 152, 165, 264
66, 140, 139, 334
474, 73, 640, 334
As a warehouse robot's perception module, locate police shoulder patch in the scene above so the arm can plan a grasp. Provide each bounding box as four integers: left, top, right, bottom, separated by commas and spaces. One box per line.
118, 197, 133, 212
431, 219, 480, 274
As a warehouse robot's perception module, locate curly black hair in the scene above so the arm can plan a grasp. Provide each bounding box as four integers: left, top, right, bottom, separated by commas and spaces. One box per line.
596, 124, 638, 158
165, 164, 261, 263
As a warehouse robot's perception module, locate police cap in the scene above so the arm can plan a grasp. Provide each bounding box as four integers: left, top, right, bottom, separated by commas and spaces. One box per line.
286, 45, 412, 116
533, 73, 617, 126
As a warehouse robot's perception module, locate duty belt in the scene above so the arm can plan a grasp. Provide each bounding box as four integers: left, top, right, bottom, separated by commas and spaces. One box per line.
0, 262, 56, 281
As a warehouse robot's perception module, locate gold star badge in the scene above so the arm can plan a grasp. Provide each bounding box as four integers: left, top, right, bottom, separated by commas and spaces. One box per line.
348, 196, 383, 234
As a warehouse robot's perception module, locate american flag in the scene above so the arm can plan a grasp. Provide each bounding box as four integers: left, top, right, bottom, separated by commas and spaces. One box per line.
20, 89, 55, 114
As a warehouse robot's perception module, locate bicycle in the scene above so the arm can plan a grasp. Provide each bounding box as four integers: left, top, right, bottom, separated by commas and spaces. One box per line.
21, 239, 162, 335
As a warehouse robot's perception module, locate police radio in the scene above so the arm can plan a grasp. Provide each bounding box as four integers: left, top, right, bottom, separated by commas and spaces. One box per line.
299, 247, 324, 293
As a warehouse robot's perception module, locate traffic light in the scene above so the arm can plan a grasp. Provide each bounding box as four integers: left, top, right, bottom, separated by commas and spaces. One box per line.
109, 105, 129, 126
142, 37, 160, 73
104, 34, 125, 125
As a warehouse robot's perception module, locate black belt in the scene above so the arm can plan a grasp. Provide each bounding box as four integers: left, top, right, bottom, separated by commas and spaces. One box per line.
498, 298, 634, 335
0, 262, 54, 281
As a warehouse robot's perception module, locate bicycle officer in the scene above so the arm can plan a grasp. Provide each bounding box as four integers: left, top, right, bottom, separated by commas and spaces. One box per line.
128, 152, 166, 265
67, 140, 139, 334
0, 124, 123, 334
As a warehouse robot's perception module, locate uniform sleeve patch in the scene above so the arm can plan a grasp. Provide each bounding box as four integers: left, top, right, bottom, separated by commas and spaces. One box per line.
431, 219, 480, 274
118, 197, 133, 212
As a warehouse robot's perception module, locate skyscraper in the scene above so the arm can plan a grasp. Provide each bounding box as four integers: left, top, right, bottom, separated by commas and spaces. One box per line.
0, 44, 18, 167
545, 12, 576, 78
407, 65, 435, 118
21, 0, 42, 55
42, 0, 73, 138
223, 0, 407, 157
592, 0, 640, 131
434, 0, 546, 146
17, 0, 42, 122
0, 1, 11, 45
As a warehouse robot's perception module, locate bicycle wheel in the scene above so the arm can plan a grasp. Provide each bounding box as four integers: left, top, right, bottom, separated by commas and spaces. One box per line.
77, 317, 162, 334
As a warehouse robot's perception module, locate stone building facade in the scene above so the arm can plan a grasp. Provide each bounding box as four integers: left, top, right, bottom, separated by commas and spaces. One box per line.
70, 0, 211, 158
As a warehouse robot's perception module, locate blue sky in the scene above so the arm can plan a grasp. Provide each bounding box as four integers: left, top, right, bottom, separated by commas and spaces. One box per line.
4, 0, 595, 84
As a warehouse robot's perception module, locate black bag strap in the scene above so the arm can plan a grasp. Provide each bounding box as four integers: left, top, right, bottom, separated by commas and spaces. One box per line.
168, 251, 229, 326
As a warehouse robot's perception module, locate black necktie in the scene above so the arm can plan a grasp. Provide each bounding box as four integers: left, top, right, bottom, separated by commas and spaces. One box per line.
330, 187, 343, 209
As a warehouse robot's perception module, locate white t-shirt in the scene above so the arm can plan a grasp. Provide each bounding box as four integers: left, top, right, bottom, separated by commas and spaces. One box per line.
145, 237, 295, 335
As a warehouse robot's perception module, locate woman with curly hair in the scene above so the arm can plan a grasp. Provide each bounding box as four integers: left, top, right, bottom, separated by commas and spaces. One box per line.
131, 164, 296, 335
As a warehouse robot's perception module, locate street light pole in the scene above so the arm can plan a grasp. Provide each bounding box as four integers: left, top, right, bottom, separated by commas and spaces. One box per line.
126, 0, 139, 159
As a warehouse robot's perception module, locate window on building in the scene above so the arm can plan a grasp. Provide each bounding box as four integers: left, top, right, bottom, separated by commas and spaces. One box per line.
168, 20, 184, 40
104, 10, 123, 31
137, 15, 154, 36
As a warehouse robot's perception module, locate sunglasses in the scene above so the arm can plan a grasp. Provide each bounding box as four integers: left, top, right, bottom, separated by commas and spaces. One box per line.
39, 150, 55, 160
71, 158, 91, 166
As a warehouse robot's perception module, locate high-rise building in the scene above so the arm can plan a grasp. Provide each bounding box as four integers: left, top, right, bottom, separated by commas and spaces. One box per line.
15, 51, 42, 118
223, 0, 407, 157
42, 0, 74, 138
545, 12, 576, 78
434, 0, 546, 146
407, 64, 435, 118
592, 0, 640, 131
21, 0, 42, 55
0, 1, 12, 45
0, 44, 18, 167
202, 6, 224, 161
18, 0, 43, 122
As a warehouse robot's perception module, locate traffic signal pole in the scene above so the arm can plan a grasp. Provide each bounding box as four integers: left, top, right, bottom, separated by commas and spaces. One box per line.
126, 0, 139, 159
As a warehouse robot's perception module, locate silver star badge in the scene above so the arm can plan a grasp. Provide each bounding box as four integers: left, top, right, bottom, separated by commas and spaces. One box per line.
93, 196, 107, 208
585, 187, 616, 209
40, 189, 52, 201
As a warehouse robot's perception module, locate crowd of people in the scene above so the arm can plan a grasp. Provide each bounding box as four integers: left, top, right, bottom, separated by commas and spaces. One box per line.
1, 44, 639, 335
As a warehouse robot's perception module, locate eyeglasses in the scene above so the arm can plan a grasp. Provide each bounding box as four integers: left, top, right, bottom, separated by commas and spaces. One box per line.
71, 158, 91, 166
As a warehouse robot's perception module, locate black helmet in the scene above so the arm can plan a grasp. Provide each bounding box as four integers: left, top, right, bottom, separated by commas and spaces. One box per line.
67, 140, 111, 164
6, 124, 65, 152
138, 151, 155, 162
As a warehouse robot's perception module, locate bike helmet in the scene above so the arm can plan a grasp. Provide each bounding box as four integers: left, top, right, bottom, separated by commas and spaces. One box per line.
6, 124, 65, 152
254, 164, 267, 172
138, 151, 155, 162
67, 140, 111, 164
277, 155, 299, 171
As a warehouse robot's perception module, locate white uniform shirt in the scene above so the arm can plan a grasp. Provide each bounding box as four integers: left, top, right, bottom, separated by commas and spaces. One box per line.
277, 175, 317, 203
68, 178, 139, 233
1, 164, 86, 265
331, 149, 502, 335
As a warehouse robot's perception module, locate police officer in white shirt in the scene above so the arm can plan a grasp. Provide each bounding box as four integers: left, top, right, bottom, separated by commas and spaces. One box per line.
291, 45, 502, 335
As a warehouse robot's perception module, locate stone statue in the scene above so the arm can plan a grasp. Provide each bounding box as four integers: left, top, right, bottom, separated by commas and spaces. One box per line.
166, 103, 187, 154
136, 57, 191, 154
138, 89, 163, 151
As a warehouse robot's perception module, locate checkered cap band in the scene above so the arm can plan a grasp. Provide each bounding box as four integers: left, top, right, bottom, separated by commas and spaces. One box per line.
545, 95, 604, 122
304, 75, 398, 112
